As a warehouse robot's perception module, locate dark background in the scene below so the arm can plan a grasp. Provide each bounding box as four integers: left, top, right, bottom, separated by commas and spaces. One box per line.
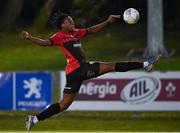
0, 0, 180, 31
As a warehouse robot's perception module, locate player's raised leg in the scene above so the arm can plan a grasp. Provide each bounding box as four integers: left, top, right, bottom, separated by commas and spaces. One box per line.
99, 55, 161, 75
99, 61, 143, 75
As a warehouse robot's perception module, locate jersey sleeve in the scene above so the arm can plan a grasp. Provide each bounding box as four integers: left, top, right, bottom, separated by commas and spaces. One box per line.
49, 33, 62, 46
74, 28, 88, 40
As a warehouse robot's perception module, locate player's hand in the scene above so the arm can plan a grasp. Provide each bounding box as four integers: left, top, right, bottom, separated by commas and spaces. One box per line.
21, 31, 31, 40
107, 15, 121, 23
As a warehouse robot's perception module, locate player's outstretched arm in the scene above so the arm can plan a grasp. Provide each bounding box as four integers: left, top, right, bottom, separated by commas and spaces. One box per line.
21, 31, 53, 47
87, 15, 120, 34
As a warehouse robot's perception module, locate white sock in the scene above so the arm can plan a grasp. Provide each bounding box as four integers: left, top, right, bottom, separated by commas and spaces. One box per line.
33, 116, 38, 124
143, 61, 149, 68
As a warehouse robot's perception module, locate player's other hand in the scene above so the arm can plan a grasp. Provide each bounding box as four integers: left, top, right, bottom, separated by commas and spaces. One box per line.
107, 15, 120, 23
21, 31, 31, 40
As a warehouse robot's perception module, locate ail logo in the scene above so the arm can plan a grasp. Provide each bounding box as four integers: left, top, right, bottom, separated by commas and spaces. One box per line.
120, 76, 161, 105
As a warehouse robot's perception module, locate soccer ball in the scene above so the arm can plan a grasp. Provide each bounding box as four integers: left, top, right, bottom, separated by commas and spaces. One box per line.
123, 8, 139, 24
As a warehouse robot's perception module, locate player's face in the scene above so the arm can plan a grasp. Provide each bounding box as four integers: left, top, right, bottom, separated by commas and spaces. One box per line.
62, 16, 75, 32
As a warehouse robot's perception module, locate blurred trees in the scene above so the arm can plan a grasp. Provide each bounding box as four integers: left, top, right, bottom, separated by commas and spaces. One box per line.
0, 0, 179, 31
0, 0, 46, 31
47, 0, 74, 15
0, 0, 23, 31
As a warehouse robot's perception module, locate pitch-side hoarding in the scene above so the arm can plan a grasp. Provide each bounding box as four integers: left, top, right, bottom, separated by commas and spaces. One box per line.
60, 71, 180, 111
0, 72, 52, 110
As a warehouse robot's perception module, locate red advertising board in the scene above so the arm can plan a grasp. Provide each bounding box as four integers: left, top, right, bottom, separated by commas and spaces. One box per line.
60, 71, 180, 111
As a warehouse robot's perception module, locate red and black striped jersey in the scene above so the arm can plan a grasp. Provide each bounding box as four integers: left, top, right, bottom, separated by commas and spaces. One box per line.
49, 29, 88, 75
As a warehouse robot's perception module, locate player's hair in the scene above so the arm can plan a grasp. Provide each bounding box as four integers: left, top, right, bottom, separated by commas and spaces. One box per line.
49, 11, 69, 29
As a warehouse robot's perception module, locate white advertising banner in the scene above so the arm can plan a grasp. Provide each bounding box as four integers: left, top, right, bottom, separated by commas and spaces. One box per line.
60, 71, 180, 111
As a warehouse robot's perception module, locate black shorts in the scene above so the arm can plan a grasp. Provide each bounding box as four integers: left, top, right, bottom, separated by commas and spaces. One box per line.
64, 62, 100, 93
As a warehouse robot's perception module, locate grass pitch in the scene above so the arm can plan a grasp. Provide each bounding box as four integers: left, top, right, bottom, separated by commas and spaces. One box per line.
0, 111, 180, 131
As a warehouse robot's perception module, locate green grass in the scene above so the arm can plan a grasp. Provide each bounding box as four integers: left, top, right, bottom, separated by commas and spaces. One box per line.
0, 111, 180, 131
0, 26, 180, 71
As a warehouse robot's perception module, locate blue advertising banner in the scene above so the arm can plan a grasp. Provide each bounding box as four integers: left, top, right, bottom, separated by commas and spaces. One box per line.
15, 72, 52, 110
0, 73, 13, 110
